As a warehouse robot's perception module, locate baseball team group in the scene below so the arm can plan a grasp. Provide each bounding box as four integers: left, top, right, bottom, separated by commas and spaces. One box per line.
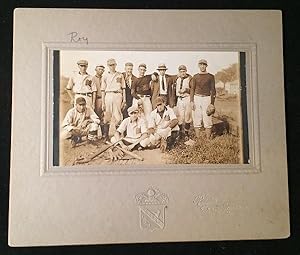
61, 58, 216, 152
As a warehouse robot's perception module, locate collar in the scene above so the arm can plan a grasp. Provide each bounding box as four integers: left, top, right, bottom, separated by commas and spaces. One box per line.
79, 71, 88, 75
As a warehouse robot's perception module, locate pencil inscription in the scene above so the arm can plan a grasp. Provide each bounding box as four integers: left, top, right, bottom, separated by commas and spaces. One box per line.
68, 32, 88, 44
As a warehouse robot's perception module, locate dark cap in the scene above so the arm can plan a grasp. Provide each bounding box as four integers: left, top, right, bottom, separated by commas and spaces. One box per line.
95, 65, 105, 69
77, 60, 88, 66
76, 97, 86, 105
139, 63, 147, 69
125, 62, 133, 67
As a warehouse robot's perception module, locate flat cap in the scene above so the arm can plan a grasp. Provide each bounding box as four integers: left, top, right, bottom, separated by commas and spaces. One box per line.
127, 105, 139, 114
155, 96, 165, 107
178, 65, 187, 71
107, 58, 117, 65
125, 62, 133, 66
75, 97, 86, 105
157, 63, 168, 70
198, 59, 208, 65
139, 63, 147, 69
96, 65, 105, 69
77, 59, 88, 66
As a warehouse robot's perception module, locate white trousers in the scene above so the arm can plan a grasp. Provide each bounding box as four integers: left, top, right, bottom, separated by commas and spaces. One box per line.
176, 96, 192, 125
192, 95, 212, 128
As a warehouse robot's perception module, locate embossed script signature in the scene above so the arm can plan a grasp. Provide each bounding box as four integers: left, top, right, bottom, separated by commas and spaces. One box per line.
68, 32, 88, 44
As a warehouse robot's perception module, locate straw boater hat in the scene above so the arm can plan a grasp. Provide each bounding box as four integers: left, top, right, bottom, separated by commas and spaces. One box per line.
157, 63, 168, 70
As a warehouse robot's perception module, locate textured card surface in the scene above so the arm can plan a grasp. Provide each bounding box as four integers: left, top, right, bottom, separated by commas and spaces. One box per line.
9, 9, 289, 246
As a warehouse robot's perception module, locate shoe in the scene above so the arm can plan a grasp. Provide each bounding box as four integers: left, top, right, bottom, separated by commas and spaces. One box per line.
70, 136, 81, 148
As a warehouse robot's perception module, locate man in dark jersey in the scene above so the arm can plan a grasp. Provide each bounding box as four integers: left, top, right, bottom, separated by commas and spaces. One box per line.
122, 62, 136, 118
190, 59, 216, 139
131, 63, 156, 123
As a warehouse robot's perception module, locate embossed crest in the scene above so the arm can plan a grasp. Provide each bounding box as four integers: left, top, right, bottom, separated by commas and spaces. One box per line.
135, 187, 169, 231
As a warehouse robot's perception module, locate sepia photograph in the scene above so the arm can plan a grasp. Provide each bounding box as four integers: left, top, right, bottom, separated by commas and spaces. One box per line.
53, 50, 249, 167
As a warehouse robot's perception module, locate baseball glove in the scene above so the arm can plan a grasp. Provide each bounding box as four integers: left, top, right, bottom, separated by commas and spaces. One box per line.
206, 104, 216, 116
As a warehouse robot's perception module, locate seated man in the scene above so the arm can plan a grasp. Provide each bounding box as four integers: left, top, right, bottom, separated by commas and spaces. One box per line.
61, 97, 101, 147
148, 96, 180, 151
111, 105, 149, 151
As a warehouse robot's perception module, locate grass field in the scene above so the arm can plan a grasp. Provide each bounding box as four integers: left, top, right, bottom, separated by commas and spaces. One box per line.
59, 76, 244, 165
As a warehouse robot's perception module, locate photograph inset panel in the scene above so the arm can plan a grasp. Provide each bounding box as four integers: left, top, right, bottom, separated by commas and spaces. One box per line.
53, 50, 249, 167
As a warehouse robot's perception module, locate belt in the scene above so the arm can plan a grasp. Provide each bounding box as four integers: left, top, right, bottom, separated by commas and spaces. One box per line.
106, 91, 121, 94
178, 95, 189, 99
96, 95, 101, 99
159, 94, 167, 97
195, 94, 210, 97
76, 92, 92, 97
137, 94, 151, 98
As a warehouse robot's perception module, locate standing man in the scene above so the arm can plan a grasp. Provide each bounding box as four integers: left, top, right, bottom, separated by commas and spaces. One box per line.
175, 65, 193, 140
61, 97, 100, 147
131, 63, 156, 122
92, 65, 105, 118
101, 58, 126, 141
148, 97, 180, 151
122, 62, 136, 118
66, 60, 97, 109
157, 64, 176, 107
190, 59, 216, 139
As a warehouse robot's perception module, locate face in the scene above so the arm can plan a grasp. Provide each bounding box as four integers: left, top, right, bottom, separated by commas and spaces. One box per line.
125, 65, 133, 75
159, 69, 166, 76
76, 103, 86, 113
78, 64, 88, 73
156, 102, 165, 112
179, 69, 187, 78
95, 67, 105, 76
138, 66, 146, 77
129, 111, 139, 121
199, 63, 207, 72
108, 63, 117, 72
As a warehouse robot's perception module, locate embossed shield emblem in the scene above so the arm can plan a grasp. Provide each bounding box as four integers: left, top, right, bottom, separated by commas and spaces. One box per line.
135, 187, 169, 231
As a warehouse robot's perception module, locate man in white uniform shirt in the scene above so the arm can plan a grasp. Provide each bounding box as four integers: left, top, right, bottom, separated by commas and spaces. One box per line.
175, 65, 193, 140
148, 97, 180, 151
61, 97, 100, 147
66, 60, 97, 109
101, 58, 126, 141
111, 105, 149, 151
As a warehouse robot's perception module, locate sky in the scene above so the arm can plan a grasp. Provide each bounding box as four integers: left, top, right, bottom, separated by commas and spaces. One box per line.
60, 50, 239, 77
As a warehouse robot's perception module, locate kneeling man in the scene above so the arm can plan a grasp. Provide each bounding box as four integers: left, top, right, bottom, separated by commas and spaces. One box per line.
148, 97, 180, 151
111, 105, 149, 151
61, 97, 101, 146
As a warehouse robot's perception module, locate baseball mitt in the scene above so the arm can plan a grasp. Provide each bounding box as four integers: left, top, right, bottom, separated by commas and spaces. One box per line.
206, 104, 216, 116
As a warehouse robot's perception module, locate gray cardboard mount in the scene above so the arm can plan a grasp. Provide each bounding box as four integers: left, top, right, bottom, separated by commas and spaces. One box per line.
9, 9, 289, 246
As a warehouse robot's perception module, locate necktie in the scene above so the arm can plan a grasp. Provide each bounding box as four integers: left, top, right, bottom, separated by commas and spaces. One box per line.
180, 78, 184, 90
162, 76, 165, 91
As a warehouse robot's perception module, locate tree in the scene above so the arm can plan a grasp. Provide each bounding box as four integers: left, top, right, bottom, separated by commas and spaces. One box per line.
215, 63, 239, 89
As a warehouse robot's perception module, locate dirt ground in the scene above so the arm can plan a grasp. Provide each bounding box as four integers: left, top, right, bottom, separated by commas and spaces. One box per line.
59, 76, 243, 166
